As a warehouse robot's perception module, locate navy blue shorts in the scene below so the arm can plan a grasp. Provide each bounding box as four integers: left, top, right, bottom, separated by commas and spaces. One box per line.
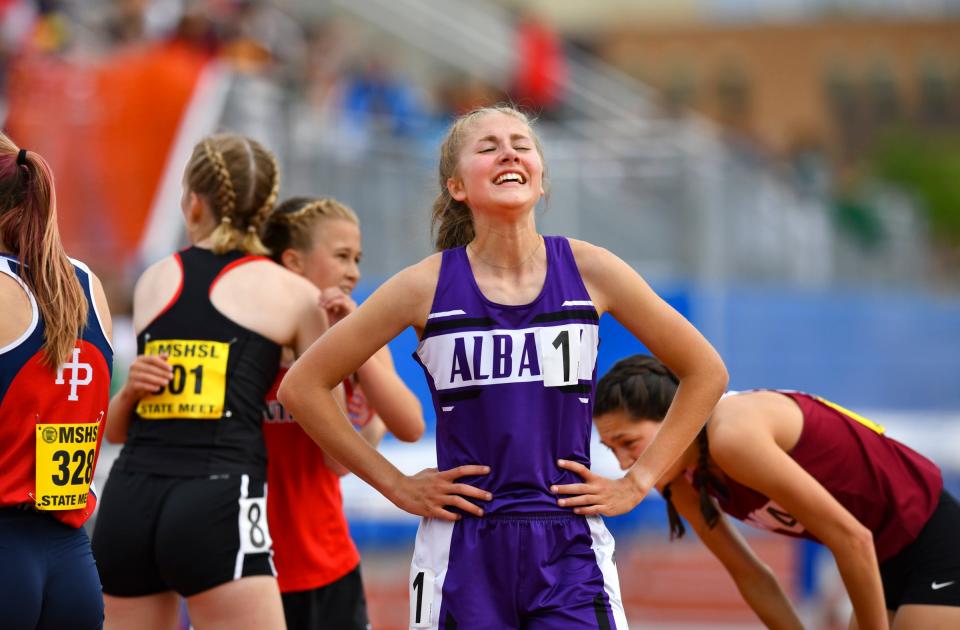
410, 513, 627, 629
0, 507, 103, 630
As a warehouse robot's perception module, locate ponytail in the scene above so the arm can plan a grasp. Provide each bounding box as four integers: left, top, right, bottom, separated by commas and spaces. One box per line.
185, 134, 280, 255
660, 429, 724, 539
0, 137, 87, 369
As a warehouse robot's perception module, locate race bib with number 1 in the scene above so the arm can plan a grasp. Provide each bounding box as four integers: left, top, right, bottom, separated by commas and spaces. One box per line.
538, 325, 582, 387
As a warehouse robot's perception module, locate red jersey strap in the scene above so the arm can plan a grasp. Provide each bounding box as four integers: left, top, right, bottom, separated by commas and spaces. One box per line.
146, 252, 184, 328
209, 255, 272, 295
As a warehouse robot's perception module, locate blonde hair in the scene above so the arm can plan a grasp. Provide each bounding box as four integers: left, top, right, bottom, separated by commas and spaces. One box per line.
184, 133, 280, 255
0, 133, 88, 369
261, 197, 359, 260
430, 105, 546, 251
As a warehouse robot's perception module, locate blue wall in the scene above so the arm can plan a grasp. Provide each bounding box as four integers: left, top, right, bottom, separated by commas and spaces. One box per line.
700, 285, 960, 411
358, 280, 960, 436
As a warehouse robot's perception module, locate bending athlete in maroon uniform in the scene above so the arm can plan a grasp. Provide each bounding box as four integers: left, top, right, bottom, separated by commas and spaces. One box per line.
575, 354, 960, 630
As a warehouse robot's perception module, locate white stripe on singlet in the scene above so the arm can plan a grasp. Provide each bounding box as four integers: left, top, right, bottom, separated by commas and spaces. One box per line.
233, 474, 251, 580
427, 310, 467, 320
0, 257, 40, 355
587, 515, 630, 629
409, 518, 455, 629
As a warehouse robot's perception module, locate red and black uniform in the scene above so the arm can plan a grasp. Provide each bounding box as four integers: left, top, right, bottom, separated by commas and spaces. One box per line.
263, 368, 369, 630
0, 254, 113, 629
707, 390, 960, 609
93, 247, 282, 598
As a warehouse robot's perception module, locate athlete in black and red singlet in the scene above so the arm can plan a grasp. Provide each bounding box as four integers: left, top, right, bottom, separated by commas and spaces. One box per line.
91, 134, 326, 630
580, 354, 960, 630
0, 136, 114, 629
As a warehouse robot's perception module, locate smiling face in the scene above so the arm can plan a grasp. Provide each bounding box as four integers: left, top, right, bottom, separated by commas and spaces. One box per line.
446, 111, 545, 217
296, 217, 362, 294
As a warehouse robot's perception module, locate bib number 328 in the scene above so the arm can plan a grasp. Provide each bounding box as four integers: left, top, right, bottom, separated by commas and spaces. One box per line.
35, 421, 100, 510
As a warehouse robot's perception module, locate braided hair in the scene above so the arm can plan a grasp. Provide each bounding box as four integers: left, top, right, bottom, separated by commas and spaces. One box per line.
185, 134, 280, 255
261, 197, 359, 262
595, 354, 725, 540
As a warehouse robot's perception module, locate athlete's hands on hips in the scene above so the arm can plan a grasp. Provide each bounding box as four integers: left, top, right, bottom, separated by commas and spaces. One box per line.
122, 354, 173, 399
320, 287, 357, 325
552, 459, 648, 517
390, 465, 492, 521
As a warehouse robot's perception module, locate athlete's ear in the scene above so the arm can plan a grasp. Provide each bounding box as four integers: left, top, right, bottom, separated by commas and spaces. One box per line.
185, 191, 206, 224
447, 176, 466, 202
280, 248, 304, 274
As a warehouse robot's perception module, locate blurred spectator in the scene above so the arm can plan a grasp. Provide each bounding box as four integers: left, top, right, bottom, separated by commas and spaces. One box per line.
339, 55, 426, 139
219, 0, 305, 76
30, 0, 69, 53
509, 11, 567, 119
436, 75, 503, 119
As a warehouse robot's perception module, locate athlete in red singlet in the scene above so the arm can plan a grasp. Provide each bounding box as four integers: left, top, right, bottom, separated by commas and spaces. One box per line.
577, 354, 960, 630
261, 196, 424, 630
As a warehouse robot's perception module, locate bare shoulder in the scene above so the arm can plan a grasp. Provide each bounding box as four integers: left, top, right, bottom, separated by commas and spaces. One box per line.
710, 391, 767, 431
251, 259, 319, 301
709, 391, 801, 461
362, 253, 442, 333
386, 253, 442, 302
132, 255, 182, 332
567, 238, 636, 315
223, 258, 321, 315
567, 238, 619, 275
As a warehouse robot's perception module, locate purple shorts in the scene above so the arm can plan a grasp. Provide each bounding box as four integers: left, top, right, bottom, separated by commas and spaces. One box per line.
408, 513, 627, 629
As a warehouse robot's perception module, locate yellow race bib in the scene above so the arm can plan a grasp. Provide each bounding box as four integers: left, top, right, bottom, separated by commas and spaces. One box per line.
136, 339, 230, 420
35, 421, 99, 510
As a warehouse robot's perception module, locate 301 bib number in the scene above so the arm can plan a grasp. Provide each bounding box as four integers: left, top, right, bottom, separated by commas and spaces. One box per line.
35, 421, 99, 510
137, 339, 229, 419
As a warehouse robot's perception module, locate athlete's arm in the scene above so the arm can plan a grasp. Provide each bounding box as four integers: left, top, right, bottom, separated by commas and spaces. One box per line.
104, 354, 172, 444
668, 477, 804, 629
708, 402, 888, 630
359, 415, 388, 448
554, 241, 728, 516
103, 263, 176, 444
278, 259, 491, 521
354, 346, 424, 442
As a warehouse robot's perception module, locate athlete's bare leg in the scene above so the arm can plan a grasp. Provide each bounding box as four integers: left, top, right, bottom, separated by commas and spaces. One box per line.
104, 592, 180, 630
186, 575, 285, 630
893, 604, 960, 630
847, 609, 895, 630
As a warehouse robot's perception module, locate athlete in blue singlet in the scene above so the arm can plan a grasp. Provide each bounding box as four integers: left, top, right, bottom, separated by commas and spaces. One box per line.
279, 105, 729, 629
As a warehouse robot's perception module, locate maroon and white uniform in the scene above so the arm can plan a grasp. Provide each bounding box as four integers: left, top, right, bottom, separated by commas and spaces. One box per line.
710, 391, 942, 562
